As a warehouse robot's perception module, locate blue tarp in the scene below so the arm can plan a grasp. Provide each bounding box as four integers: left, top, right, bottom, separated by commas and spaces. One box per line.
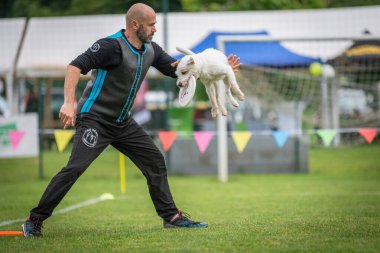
173, 31, 320, 66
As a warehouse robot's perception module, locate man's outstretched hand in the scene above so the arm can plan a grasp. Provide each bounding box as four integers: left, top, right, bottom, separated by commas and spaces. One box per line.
228, 54, 242, 72
59, 101, 77, 129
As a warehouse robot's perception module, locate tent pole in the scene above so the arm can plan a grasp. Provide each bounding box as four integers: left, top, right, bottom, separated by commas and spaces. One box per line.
37, 79, 44, 179
10, 17, 29, 115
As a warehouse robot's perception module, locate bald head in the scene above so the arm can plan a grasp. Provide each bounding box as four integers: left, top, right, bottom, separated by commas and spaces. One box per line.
126, 3, 155, 28
124, 3, 157, 45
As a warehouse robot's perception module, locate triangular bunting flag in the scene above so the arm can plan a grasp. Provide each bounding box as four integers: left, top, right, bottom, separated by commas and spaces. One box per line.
8, 130, 25, 150
158, 131, 177, 152
317, 129, 337, 146
54, 130, 74, 152
272, 130, 289, 148
231, 131, 252, 153
194, 131, 213, 153
358, 128, 377, 144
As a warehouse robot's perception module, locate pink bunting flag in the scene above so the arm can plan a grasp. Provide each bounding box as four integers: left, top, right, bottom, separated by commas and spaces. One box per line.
358, 128, 377, 144
194, 131, 213, 153
8, 130, 25, 150
158, 131, 177, 152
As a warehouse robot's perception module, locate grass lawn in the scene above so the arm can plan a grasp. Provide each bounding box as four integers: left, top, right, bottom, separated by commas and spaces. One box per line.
0, 145, 379, 252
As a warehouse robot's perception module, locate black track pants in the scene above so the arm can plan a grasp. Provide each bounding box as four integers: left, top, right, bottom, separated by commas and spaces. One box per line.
30, 114, 178, 221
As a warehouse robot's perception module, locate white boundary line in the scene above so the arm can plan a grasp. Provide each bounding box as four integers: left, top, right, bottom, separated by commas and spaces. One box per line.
0, 193, 114, 228
0, 218, 25, 227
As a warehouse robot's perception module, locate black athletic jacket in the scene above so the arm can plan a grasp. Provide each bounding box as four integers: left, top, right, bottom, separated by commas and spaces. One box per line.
71, 29, 177, 124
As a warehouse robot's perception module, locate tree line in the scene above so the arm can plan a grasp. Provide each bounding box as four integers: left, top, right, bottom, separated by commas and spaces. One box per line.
1, 0, 379, 18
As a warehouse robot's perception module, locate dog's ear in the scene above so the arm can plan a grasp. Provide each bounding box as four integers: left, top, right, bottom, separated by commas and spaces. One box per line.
187, 57, 195, 66
176, 46, 194, 55
171, 60, 180, 67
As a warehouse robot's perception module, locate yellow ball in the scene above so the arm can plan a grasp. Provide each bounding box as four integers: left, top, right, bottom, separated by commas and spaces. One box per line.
309, 62, 322, 76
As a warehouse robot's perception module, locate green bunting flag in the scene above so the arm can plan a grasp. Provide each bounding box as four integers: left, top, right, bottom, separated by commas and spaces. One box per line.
317, 129, 337, 146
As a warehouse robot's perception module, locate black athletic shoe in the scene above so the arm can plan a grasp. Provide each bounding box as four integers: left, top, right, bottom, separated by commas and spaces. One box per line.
163, 210, 208, 228
21, 215, 43, 237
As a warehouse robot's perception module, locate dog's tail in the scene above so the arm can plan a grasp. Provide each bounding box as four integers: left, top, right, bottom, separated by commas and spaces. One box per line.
176, 46, 195, 55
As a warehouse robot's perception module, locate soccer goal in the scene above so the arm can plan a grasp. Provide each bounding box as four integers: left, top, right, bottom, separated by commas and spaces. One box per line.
216, 35, 380, 182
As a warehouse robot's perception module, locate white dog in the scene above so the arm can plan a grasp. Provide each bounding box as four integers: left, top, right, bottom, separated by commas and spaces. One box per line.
171, 47, 245, 118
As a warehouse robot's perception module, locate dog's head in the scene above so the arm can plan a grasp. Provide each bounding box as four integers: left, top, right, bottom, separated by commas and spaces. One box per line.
172, 55, 199, 88
171, 47, 199, 88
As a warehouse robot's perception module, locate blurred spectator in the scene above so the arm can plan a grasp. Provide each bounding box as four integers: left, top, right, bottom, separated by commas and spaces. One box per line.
0, 95, 9, 117
0, 79, 9, 117
23, 88, 38, 113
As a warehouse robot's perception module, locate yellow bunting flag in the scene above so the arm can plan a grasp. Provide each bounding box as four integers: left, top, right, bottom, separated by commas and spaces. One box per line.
231, 131, 252, 153
54, 130, 74, 152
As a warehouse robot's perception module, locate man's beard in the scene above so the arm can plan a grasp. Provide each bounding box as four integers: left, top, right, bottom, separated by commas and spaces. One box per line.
136, 25, 153, 44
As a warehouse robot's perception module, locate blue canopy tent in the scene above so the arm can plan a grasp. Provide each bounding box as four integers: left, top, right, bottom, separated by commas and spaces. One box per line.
173, 31, 321, 66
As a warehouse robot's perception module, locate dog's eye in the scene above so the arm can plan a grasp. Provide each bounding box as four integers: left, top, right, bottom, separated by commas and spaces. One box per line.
181, 71, 188, 75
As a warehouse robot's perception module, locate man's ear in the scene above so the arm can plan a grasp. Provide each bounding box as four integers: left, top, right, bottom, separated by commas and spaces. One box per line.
171, 60, 180, 67
132, 19, 139, 30
187, 57, 195, 66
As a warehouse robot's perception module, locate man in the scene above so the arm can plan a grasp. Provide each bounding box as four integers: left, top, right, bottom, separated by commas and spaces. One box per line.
22, 3, 240, 237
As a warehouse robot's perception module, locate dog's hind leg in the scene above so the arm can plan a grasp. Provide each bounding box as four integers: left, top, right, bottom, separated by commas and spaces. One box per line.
215, 81, 228, 116
223, 78, 239, 108
205, 83, 219, 118
226, 67, 245, 101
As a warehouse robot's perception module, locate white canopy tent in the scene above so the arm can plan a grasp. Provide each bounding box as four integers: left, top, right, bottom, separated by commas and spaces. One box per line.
0, 18, 26, 115
0, 18, 25, 75
17, 15, 128, 78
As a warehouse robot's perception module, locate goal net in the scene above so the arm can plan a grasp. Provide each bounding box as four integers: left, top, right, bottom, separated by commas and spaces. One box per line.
218, 36, 380, 145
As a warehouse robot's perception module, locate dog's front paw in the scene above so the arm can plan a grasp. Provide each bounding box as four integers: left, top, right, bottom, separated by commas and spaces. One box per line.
231, 101, 239, 107
232, 87, 245, 101
237, 93, 245, 101
220, 106, 228, 116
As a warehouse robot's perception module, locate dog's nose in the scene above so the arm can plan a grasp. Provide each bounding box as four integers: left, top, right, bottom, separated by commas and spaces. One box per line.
177, 81, 187, 88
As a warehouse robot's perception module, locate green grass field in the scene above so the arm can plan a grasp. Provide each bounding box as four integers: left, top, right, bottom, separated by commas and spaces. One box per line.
0, 145, 379, 252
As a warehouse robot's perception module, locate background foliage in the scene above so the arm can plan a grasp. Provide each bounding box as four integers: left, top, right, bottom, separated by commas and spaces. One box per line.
1, 0, 380, 18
